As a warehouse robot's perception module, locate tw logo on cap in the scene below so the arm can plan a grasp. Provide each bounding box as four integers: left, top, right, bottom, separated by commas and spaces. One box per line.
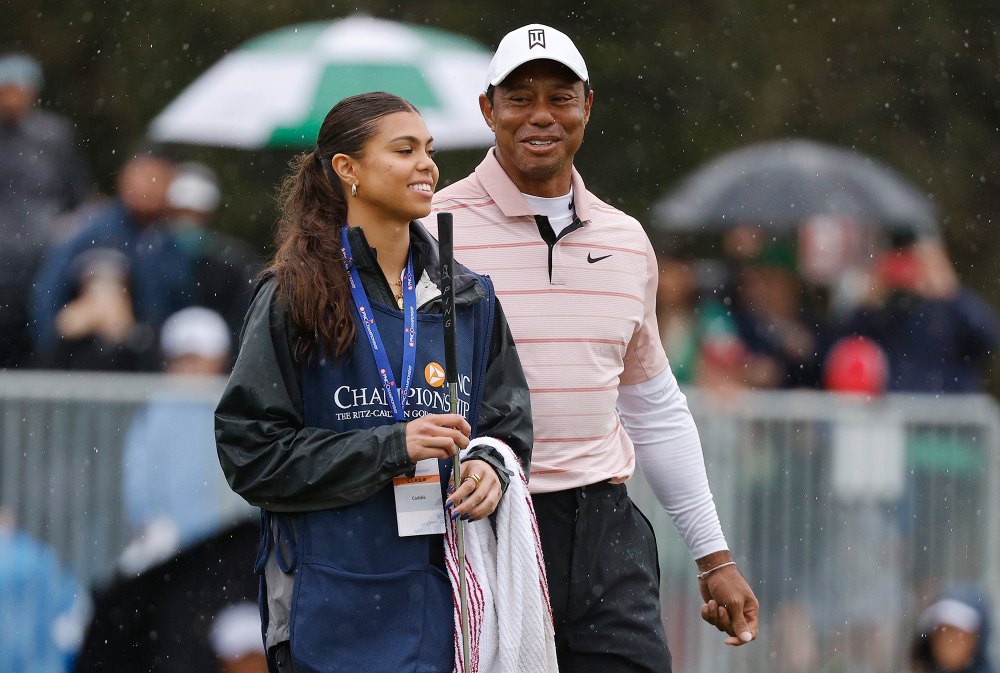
528, 28, 546, 49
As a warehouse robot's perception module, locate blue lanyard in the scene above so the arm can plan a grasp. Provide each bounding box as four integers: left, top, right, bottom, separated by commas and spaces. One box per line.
340, 227, 417, 422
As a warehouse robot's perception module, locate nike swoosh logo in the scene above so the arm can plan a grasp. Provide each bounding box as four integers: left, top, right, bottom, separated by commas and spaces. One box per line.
587, 253, 612, 263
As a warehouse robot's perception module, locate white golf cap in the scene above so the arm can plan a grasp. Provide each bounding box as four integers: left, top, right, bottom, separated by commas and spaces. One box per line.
167, 161, 221, 213
918, 598, 982, 634
484, 24, 588, 91
210, 602, 264, 661
0, 53, 43, 89
160, 306, 231, 360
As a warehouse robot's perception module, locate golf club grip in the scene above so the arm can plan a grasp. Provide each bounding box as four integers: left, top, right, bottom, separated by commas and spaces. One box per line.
437, 212, 458, 383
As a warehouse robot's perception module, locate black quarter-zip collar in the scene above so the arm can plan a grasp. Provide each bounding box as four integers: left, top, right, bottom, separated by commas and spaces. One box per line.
534, 214, 583, 284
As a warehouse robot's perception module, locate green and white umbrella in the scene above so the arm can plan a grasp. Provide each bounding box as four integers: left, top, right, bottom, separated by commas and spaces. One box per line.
149, 15, 495, 150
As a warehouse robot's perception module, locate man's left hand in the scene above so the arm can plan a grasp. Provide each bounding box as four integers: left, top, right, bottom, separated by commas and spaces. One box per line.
696, 553, 759, 646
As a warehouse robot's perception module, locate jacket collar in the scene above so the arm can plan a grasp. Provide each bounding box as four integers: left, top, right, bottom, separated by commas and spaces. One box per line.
348, 222, 481, 306
408, 220, 482, 303
473, 147, 595, 223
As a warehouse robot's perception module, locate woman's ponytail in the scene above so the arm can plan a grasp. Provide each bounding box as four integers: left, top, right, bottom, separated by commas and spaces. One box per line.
270, 151, 355, 359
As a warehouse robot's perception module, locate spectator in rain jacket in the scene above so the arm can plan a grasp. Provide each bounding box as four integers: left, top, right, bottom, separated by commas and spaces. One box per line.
0, 53, 93, 367
119, 306, 251, 576
164, 161, 259, 348
840, 235, 998, 393
31, 150, 194, 369
0, 511, 88, 673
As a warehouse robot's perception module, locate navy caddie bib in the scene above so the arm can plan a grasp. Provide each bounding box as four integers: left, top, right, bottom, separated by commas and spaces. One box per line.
274, 269, 494, 673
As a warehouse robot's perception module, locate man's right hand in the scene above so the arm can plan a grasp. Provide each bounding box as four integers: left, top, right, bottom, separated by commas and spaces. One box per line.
405, 413, 470, 462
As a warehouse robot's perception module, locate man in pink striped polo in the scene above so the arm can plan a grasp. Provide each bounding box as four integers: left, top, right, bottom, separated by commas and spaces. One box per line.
430, 24, 759, 672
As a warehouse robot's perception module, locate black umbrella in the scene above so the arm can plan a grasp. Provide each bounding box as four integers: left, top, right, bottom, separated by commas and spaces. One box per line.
652, 139, 939, 235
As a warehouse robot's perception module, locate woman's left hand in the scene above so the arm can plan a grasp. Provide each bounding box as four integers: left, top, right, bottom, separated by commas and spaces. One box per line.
445, 459, 501, 522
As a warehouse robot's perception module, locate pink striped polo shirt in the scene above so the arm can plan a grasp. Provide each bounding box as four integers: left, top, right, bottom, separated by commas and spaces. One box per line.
430, 150, 669, 494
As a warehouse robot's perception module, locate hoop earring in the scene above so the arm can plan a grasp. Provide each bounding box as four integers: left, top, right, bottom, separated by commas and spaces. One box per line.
351, 183, 358, 198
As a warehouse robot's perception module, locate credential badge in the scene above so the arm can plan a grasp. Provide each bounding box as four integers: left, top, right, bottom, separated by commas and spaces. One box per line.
528, 29, 546, 49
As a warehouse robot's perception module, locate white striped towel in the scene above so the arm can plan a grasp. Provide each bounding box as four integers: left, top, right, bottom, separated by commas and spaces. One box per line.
444, 438, 559, 673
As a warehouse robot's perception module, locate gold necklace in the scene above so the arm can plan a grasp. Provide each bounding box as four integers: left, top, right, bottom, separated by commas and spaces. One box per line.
388, 278, 404, 309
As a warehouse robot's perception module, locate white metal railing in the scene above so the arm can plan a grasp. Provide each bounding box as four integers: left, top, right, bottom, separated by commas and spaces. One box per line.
0, 372, 228, 588
1, 372, 998, 672
629, 388, 1000, 673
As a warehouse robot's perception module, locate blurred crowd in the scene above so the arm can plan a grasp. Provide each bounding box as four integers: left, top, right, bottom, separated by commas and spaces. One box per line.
1, 52, 265, 673
655, 222, 1000, 673
0, 53, 259, 375
655, 222, 999, 397
3, 47, 1000, 673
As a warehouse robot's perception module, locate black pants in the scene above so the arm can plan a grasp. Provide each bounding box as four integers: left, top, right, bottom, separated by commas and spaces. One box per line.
533, 482, 672, 673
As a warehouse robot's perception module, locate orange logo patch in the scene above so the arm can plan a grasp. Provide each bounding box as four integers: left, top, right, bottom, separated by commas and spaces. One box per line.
424, 362, 446, 388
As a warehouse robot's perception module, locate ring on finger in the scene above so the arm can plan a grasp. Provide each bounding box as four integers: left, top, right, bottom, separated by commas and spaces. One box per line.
462, 473, 482, 489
